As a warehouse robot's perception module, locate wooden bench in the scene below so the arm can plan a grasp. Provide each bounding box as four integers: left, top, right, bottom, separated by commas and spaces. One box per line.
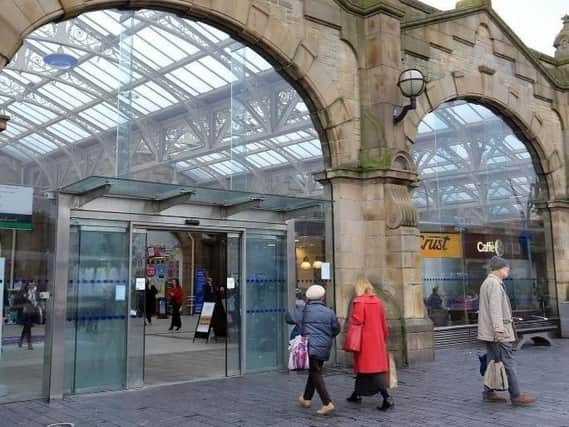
513, 317, 559, 351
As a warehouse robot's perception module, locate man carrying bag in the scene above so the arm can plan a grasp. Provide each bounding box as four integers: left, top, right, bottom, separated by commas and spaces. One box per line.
477, 256, 536, 405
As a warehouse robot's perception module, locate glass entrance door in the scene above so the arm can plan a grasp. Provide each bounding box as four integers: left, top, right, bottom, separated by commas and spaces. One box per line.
65, 221, 130, 394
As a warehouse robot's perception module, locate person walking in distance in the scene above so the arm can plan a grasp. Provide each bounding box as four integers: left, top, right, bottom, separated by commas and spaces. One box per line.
346, 278, 393, 411
287, 284, 340, 415
167, 278, 184, 331
478, 256, 536, 405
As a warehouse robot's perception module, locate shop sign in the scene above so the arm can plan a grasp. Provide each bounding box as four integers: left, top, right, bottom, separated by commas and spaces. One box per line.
476, 239, 505, 256
0, 184, 33, 230
420, 233, 462, 258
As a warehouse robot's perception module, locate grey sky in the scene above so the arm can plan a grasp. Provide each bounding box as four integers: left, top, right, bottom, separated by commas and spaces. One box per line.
420, 0, 567, 56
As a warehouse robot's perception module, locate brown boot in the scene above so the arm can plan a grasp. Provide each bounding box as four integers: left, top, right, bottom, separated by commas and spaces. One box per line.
483, 393, 508, 403
511, 393, 536, 406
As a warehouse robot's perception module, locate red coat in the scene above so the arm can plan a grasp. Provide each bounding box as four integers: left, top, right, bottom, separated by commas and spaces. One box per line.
168, 286, 184, 306
350, 294, 389, 374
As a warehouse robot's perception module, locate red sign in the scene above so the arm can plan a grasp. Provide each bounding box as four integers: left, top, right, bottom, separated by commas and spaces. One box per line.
146, 264, 156, 277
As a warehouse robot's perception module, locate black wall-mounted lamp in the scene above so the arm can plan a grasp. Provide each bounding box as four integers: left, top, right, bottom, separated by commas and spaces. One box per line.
393, 68, 426, 124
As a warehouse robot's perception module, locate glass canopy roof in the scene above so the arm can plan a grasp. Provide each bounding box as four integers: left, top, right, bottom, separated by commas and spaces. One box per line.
413, 100, 540, 224
61, 176, 328, 212
0, 9, 324, 197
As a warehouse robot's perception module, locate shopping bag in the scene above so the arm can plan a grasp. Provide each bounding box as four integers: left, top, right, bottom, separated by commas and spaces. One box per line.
388, 352, 398, 389
483, 344, 509, 391
342, 322, 362, 352
288, 335, 309, 370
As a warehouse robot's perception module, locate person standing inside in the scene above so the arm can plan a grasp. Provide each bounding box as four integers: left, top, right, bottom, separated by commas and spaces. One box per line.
478, 256, 536, 405
145, 279, 158, 325
16, 282, 37, 350
287, 284, 340, 415
167, 278, 184, 331
345, 278, 393, 411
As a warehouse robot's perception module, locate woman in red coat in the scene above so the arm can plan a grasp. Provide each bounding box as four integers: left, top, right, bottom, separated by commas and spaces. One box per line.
167, 278, 184, 331
346, 277, 393, 410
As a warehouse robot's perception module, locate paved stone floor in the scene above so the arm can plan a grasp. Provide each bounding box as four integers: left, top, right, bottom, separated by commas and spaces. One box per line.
1, 339, 569, 427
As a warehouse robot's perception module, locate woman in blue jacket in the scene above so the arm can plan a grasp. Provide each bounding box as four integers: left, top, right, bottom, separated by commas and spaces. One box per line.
287, 284, 340, 415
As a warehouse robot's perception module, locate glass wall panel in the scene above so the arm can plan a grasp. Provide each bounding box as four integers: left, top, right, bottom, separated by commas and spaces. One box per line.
65, 222, 129, 393
413, 100, 556, 328
245, 233, 287, 371
0, 192, 54, 403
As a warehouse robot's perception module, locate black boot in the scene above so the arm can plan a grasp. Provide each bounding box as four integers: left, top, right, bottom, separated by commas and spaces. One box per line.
346, 392, 362, 403
377, 397, 394, 411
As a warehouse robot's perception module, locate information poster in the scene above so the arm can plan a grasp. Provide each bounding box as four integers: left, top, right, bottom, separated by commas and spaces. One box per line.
0, 184, 33, 230
195, 268, 207, 313
196, 302, 215, 334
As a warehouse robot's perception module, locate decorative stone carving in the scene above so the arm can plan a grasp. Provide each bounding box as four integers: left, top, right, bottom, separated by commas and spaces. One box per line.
554, 15, 569, 60
385, 184, 418, 229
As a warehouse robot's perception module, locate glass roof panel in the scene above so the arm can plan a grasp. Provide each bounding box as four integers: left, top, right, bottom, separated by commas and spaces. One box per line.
8, 102, 57, 125
1, 145, 30, 161
199, 56, 237, 83
185, 62, 226, 88
169, 67, 211, 94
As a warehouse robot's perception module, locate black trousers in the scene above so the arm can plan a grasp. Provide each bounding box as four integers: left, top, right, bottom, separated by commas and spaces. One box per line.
170, 304, 182, 329
20, 325, 32, 345
303, 356, 331, 405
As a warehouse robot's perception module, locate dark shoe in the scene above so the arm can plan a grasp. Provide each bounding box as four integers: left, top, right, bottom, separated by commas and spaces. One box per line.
377, 397, 394, 411
483, 392, 508, 403
347, 393, 362, 403
511, 393, 536, 406
175, 326, 181, 331
168, 327, 173, 331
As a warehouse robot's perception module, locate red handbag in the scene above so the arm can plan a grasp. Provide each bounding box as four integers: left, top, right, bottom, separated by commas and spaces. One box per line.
343, 322, 362, 352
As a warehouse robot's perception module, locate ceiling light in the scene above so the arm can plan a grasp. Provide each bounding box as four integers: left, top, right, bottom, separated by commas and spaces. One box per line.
43, 47, 78, 70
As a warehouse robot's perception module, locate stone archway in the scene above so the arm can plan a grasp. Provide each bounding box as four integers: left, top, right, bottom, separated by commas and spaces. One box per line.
0, 0, 361, 171
402, 73, 566, 202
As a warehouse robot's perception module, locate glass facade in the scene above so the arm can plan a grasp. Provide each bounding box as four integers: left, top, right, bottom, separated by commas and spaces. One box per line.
414, 100, 556, 328
0, 8, 333, 402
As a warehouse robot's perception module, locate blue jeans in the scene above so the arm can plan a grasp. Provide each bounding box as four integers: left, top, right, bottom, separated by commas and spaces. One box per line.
483, 342, 521, 398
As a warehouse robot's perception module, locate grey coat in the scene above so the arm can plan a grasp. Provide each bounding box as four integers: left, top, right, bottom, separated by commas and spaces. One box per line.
286, 301, 341, 361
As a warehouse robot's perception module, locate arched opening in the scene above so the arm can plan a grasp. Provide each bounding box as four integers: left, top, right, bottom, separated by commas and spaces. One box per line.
412, 100, 557, 342
0, 8, 334, 402
0, 8, 327, 197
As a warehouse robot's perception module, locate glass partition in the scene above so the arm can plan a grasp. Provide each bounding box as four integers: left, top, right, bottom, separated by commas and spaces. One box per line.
245, 233, 287, 371
413, 100, 556, 327
65, 221, 129, 393
0, 192, 54, 403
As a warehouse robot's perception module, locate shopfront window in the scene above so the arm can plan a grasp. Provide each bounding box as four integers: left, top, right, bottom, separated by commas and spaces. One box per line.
413, 100, 556, 327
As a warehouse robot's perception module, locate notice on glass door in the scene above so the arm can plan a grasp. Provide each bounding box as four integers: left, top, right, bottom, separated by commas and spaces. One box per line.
321, 262, 331, 280
115, 284, 126, 301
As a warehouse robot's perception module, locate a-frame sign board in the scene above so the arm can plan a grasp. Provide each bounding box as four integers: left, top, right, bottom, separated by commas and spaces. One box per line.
193, 301, 215, 343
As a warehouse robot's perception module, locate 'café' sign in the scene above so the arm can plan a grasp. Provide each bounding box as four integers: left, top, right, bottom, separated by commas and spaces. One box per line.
476, 239, 505, 257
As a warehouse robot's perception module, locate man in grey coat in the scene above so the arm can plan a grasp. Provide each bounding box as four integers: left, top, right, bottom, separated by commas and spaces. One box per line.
478, 256, 536, 405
